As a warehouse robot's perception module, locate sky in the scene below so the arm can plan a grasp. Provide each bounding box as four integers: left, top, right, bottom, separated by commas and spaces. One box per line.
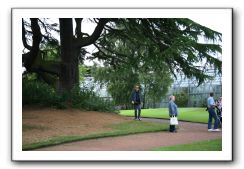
190, 17, 222, 33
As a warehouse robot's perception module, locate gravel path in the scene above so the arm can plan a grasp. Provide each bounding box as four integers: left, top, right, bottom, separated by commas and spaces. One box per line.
36, 118, 222, 151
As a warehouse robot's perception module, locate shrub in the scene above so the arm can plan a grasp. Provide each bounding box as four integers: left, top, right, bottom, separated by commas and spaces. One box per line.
70, 85, 115, 112
22, 77, 115, 112
174, 90, 189, 107
22, 78, 60, 107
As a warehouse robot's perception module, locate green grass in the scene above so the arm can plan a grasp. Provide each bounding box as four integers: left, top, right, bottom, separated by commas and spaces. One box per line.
152, 139, 222, 151
120, 107, 208, 123
23, 121, 168, 150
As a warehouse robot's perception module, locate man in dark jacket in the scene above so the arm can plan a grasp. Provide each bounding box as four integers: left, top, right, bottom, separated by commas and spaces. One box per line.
131, 85, 142, 120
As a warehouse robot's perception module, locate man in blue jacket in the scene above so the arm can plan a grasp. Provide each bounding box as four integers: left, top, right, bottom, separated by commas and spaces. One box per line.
131, 85, 142, 121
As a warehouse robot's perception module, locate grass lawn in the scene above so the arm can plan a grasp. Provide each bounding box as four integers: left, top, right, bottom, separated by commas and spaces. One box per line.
152, 139, 222, 151
23, 121, 169, 150
120, 107, 208, 123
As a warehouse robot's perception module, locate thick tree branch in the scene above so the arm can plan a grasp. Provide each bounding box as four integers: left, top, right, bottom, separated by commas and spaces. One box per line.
23, 18, 42, 70
24, 59, 61, 76
38, 19, 48, 34
75, 18, 109, 48
38, 61, 61, 76
22, 19, 32, 50
75, 18, 83, 39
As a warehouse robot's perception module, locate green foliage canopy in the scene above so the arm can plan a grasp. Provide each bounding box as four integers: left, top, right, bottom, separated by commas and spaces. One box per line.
92, 18, 222, 85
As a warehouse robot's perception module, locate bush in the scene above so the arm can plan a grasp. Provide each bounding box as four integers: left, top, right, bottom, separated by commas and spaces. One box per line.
22, 78, 61, 107
22, 77, 115, 112
174, 90, 189, 107
70, 85, 115, 112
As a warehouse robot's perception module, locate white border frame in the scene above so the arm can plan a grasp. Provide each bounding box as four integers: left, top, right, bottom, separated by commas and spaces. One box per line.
12, 8, 232, 161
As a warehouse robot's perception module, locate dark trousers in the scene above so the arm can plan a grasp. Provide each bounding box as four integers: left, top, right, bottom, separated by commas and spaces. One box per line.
169, 115, 176, 132
134, 104, 141, 119
208, 108, 219, 129
169, 125, 176, 132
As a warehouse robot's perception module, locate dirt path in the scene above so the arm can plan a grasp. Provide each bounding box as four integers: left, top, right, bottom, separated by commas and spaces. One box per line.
36, 118, 222, 151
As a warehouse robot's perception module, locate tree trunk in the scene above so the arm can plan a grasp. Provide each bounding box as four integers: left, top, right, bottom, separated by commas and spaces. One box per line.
59, 18, 79, 92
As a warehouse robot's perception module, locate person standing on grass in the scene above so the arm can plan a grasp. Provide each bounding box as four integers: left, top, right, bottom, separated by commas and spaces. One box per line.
207, 92, 221, 132
168, 95, 179, 133
131, 85, 142, 121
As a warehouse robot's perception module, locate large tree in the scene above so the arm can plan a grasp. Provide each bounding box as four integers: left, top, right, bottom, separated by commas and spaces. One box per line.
22, 18, 222, 93
139, 66, 173, 108
91, 64, 173, 109
22, 18, 108, 92
91, 64, 139, 109
91, 36, 173, 108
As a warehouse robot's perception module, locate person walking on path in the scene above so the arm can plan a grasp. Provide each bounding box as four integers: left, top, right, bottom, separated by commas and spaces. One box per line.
207, 92, 221, 132
168, 95, 179, 133
131, 85, 142, 121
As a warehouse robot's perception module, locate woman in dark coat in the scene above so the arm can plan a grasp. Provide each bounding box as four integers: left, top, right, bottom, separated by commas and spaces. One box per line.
131, 85, 142, 120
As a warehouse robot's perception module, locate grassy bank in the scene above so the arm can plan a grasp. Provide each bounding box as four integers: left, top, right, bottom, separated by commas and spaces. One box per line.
23, 121, 168, 150
152, 139, 222, 151
120, 107, 208, 123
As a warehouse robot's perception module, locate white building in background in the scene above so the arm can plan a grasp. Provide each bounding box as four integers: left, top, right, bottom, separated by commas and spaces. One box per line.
81, 68, 222, 108
160, 67, 222, 108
